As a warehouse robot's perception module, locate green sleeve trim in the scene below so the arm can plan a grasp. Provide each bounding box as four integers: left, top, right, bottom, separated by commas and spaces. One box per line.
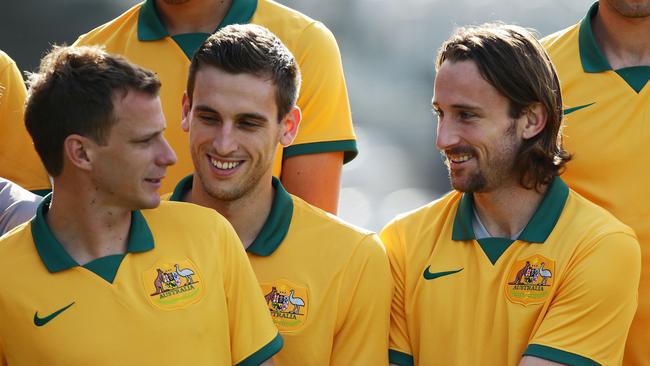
282, 140, 358, 164
31, 189, 52, 197
524, 344, 600, 366
235, 332, 283, 366
389, 349, 414, 366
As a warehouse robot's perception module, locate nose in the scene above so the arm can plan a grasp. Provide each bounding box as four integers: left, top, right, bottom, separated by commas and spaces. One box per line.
157, 135, 177, 167
435, 117, 460, 151
213, 123, 238, 156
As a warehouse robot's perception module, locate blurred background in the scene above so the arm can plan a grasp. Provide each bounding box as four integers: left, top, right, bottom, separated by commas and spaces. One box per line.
1, 0, 594, 231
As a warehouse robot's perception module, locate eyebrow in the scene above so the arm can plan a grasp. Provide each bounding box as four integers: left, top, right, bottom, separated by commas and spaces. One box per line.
131, 128, 164, 142
432, 101, 483, 112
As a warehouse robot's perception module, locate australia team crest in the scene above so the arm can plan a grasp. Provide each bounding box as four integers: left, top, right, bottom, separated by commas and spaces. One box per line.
260, 279, 309, 332
505, 254, 555, 306
142, 259, 203, 310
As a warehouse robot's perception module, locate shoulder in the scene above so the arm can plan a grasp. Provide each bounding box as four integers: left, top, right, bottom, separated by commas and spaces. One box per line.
291, 195, 385, 254
561, 190, 639, 256
383, 190, 460, 240
541, 22, 580, 57
0, 50, 14, 70
0, 221, 36, 261
252, 0, 337, 51
142, 201, 233, 236
74, 3, 141, 45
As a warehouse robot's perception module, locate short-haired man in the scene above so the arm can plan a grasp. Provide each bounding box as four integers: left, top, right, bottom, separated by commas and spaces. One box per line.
383, 24, 640, 366
1, 0, 357, 214
542, 2, 650, 364
169, 24, 392, 365
0, 45, 280, 365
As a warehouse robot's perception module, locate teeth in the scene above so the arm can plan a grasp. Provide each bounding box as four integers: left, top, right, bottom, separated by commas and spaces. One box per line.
449, 154, 472, 163
210, 157, 240, 170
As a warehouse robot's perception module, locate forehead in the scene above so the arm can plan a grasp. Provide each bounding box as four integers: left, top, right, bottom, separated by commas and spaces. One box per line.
192, 67, 277, 117
433, 60, 507, 109
111, 90, 165, 134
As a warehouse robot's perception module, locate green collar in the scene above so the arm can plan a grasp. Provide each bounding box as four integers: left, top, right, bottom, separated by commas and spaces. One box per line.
579, 2, 650, 92
451, 177, 568, 264
452, 176, 569, 243
579, 2, 611, 73
138, 0, 258, 41
170, 175, 293, 256
31, 194, 155, 274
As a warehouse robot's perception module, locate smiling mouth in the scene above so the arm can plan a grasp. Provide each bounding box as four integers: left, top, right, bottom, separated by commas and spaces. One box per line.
447, 154, 473, 164
209, 156, 242, 170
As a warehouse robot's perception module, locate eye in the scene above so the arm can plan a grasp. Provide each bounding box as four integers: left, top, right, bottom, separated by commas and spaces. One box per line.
198, 114, 219, 125
458, 111, 477, 120
238, 120, 261, 129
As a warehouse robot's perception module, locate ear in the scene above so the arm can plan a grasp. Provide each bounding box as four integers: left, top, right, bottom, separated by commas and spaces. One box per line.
181, 92, 191, 133
63, 134, 94, 172
279, 106, 301, 147
521, 103, 547, 140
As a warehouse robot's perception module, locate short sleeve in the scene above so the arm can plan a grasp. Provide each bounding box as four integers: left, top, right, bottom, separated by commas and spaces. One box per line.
220, 222, 283, 365
329, 233, 392, 365
380, 221, 415, 366
0, 52, 50, 192
283, 22, 357, 163
525, 232, 640, 365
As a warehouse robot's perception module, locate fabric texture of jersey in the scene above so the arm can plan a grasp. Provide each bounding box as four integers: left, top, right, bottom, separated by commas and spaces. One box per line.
169, 176, 392, 365
382, 177, 640, 366
36, 0, 363, 194
542, 4, 650, 365
0, 197, 281, 365
0, 51, 50, 193
0, 177, 41, 236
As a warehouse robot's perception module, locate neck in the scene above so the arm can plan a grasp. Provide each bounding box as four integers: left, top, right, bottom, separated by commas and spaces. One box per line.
155, 0, 232, 35
47, 177, 132, 266
471, 182, 547, 239
592, 3, 650, 68
188, 176, 274, 248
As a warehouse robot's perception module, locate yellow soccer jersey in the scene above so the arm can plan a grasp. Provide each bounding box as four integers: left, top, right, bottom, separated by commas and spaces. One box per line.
170, 176, 392, 365
0, 51, 50, 193
542, 4, 650, 365
65, 0, 357, 193
0, 197, 281, 365
382, 177, 640, 366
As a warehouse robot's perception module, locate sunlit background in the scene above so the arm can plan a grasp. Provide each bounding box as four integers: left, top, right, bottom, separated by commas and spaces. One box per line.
1, 0, 594, 231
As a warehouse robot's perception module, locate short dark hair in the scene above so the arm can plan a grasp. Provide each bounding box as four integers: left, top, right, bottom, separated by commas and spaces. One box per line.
25, 45, 160, 177
187, 24, 301, 121
436, 23, 571, 190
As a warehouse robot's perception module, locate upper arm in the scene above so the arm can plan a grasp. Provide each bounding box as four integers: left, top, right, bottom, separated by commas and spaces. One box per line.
525, 232, 640, 365
330, 234, 393, 365
280, 151, 342, 214
279, 22, 357, 208
380, 222, 414, 366
519, 356, 566, 366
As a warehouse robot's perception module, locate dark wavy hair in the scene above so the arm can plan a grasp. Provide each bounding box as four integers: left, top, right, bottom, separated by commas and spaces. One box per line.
436, 23, 571, 190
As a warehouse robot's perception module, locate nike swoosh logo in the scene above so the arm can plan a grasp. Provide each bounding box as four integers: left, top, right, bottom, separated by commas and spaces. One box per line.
34, 302, 75, 327
563, 102, 595, 115
423, 266, 463, 280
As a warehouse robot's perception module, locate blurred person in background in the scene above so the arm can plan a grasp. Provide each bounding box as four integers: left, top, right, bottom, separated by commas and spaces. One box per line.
542, 1, 650, 364
0, 177, 41, 236
383, 23, 640, 366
